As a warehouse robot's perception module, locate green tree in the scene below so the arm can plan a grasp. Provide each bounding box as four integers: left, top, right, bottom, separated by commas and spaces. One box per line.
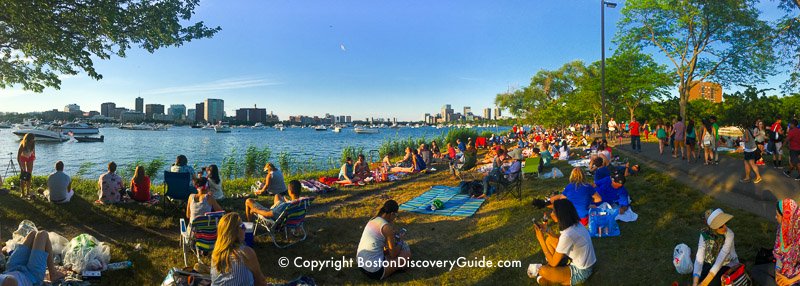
605, 48, 675, 121
775, 0, 800, 91
0, 0, 220, 92
616, 0, 777, 122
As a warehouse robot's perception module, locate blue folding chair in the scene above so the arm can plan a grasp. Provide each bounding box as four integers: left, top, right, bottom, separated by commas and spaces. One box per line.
163, 171, 196, 210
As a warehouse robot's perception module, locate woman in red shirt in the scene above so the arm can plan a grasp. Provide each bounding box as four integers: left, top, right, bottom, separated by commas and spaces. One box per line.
129, 166, 151, 202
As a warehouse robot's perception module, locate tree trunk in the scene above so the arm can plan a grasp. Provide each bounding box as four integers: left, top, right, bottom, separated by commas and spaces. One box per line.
679, 84, 688, 121
629, 107, 635, 122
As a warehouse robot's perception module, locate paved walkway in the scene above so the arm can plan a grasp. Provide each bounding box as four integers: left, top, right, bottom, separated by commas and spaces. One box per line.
613, 141, 800, 219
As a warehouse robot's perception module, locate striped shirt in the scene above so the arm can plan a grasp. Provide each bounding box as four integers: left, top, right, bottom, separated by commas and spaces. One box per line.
211, 246, 255, 286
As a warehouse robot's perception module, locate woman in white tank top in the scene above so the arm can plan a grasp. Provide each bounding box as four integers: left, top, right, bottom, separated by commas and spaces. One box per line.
356, 200, 411, 280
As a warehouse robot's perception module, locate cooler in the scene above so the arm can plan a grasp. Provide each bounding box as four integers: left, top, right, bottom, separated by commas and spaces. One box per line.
243, 222, 255, 246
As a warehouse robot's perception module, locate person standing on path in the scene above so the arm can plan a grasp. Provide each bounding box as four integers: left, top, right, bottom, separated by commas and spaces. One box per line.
741, 123, 763, 184
770, 116, 785, 169
629, 117, 641, 153
700, 119, 715, 165
686, 119, 698, 163
657, 122, 668, 155
754, 120, 767, 166
672, 117, 687, 160
643, 120, 651, 141
783, 119, 800, 180
608, 118, 618, 145
710, 116, 721, 165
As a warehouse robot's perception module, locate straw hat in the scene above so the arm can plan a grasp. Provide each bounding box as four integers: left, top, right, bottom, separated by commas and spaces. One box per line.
705, 208, 733, 230
508, 148, 524, 160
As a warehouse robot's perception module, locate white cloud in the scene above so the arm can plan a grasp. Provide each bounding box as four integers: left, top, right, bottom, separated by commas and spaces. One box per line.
142, 76, 282, 95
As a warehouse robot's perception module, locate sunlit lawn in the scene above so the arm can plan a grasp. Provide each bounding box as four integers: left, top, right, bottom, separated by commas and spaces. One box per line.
0, 153, 775, 285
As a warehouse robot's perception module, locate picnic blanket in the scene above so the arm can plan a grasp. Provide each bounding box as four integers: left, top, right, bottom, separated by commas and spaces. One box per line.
399, 186, 485, 217
569, 159, 591, 168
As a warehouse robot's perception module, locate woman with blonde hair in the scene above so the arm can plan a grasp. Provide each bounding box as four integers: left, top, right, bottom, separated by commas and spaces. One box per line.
550, 168, 601, 226
211, 213, 267, 286
17, 133, 36, 198
128, 165, 151, 202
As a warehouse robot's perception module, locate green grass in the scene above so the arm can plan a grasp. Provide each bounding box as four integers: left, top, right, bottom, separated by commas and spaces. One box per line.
0, 154, 776, 285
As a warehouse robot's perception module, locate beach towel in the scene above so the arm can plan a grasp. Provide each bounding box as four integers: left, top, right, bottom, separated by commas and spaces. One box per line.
399, 186, 485, 217
300, 180, 335, 194
539, 167, 564, 179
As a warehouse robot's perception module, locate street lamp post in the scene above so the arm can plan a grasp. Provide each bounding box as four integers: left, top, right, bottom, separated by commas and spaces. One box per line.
601, 1, 616, 141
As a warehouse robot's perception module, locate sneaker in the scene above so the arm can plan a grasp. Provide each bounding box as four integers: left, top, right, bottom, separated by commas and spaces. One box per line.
795, 176, 800, 181
527, 263, 543, 278
754, 177, 763, 184
785, 171, 793, 178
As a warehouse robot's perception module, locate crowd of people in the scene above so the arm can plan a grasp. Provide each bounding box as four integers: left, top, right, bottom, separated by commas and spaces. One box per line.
2, 122, 799, 286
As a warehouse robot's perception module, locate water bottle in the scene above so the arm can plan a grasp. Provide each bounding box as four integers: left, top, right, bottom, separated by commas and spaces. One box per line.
106, 261, 132, 270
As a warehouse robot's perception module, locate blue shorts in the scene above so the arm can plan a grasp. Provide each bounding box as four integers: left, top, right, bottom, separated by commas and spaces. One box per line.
569, 264, 593, 285
5, 244, 48, 286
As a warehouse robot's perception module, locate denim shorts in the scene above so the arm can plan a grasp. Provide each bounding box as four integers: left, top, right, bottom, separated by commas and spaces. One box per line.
569, 264, 593, 285
5, 244, 48, 286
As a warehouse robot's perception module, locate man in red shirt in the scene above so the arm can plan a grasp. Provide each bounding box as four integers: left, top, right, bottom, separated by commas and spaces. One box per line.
629, 117, 641, 153
784, 119, 800, 179
771, 116, 784, 168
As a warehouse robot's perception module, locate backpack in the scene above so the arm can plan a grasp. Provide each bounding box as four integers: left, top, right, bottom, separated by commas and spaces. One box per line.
702, 130, 713, 147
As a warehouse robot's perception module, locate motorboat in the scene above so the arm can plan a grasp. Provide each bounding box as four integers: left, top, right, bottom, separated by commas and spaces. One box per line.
354, 127, 379, 134
0, 121, 11, 129
56, 122, 99, 135
332, 126, 342, 133
251, 122, 265, 129
315, 125, 328, 131
214, 125, 232, 133
75, 135, 104, 143
12, 127, 69, 142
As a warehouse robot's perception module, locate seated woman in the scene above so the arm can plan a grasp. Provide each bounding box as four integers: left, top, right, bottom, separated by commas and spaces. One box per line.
357, 200, 411, 280
558, 140, 570, 160
550, 168, 601, 226
128, 165, 151, 202
336, 157, 356, 184
395, 147, 414, 168
477, 151, 522, 199
245, 180, 301, 222
206, 164, 225, 200
381, 152, 394, 173
354, 154, 371, 180
418, 144, 432, 166
170, 155, 196, 188
529, 199, 596, 285
254, 163, 287, 196
211, 213, 268, 286
430, 141, 441, 159
0, 231, 65, 286
774, 199, 800, 286
187, 177, 223, 227
693, 208, 739, 286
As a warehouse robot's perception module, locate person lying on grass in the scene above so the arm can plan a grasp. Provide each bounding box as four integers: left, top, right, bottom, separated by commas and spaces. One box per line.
774, 199, 800, 286
245, 180, 301, 222
357, 200, 411, 281
614, 162, 639, 177
211, 213, 268, 286
550, 168, 601, 226
593, 172, 631, 215
693, 208, 739, 286
0, 231, 65, 286
529, 199, 596, 285
187, 177, 223, 227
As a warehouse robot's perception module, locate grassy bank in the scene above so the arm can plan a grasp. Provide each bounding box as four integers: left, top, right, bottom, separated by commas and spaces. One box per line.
0, 151, 776, 285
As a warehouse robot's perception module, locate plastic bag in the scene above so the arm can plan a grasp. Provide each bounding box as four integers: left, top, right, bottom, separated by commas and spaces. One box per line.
540, 167, 564, 179
63, 234, 110, 273
588, 203, 620, 237
4, 220, 38, 253
673, 243, 693, 274
49, 232, 70, 265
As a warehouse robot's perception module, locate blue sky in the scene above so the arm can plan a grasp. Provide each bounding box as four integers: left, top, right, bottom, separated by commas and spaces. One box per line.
0, 0, 791, 121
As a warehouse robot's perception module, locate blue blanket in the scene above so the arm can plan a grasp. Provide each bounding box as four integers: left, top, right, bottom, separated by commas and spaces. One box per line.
399, 185, 485, 217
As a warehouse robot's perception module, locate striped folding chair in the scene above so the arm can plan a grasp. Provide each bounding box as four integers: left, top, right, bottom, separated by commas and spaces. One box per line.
253, 197, 314, 248
180, 211, 225, 267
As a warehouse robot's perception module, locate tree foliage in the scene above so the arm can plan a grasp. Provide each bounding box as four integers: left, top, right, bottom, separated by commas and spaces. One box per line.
0, 0, 220, 92
616, 0, 777, 121
605, 48, 675, 120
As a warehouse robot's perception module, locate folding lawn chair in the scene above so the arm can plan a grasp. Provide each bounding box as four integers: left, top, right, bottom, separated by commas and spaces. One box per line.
253, 197, 314, 248
451, 155, 479, 181
494, 170, 523, 200
163, 171, 196, 210
522, 157, 540, 179
180, 211, 225, 267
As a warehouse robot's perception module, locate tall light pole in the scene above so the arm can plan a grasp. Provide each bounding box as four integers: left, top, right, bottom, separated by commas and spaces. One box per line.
601, 1, 617, 141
